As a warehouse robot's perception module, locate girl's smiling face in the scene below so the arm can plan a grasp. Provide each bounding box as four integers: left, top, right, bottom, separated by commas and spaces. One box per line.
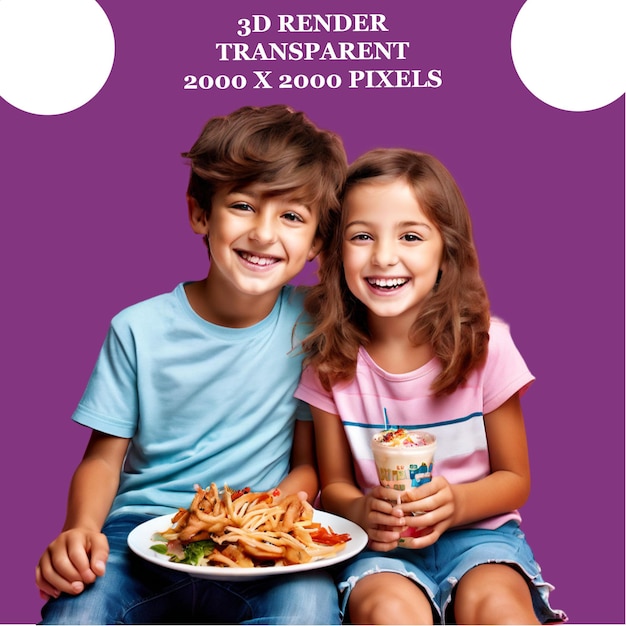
342, 177, 444, 326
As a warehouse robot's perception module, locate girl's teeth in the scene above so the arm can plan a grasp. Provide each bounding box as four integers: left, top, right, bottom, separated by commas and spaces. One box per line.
369, 278, 408, 288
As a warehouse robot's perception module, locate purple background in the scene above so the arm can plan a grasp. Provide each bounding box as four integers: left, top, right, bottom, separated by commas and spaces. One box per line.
1, 1, 623, 623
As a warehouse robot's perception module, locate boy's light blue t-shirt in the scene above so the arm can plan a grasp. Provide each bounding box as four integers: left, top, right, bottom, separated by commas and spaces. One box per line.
72, 283, 311, 519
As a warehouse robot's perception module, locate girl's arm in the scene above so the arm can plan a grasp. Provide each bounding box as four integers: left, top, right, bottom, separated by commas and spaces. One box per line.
312, 406, 406, 550
36, 430, 129, 599
453, 391, 531, 522
400, 392, 531, 546
276, 418, 320, 504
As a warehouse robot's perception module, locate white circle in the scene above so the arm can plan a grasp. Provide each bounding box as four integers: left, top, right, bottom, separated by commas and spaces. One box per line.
511, 0, 625, 112
0, 0, 115, 115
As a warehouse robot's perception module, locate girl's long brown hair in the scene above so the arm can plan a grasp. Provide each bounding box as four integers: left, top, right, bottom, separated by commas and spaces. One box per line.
301, 149, 490, 397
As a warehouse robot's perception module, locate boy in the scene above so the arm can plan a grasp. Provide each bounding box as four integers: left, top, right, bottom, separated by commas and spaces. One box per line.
35, 105, 347, 624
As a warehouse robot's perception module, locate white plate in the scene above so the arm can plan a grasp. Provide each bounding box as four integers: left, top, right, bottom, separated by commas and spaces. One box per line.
127, 510, 368, 581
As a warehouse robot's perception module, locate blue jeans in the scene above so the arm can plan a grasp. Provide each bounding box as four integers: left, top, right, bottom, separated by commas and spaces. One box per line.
40, 513, 340, 625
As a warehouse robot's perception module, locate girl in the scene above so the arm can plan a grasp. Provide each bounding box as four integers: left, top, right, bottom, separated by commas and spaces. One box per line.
295, 149, 566, 625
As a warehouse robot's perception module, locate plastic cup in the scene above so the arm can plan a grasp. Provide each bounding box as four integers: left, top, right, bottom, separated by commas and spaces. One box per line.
371, 429, 436, 538
370, 429, 436, 492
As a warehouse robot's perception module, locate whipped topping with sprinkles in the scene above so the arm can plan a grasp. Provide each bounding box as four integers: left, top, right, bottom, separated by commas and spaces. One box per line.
373, 428, 434, 447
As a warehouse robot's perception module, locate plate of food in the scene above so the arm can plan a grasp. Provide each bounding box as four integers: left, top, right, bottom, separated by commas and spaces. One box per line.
127, 483, 368, 580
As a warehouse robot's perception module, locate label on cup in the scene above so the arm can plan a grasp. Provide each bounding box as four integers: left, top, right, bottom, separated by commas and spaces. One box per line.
376, 461, 433, 490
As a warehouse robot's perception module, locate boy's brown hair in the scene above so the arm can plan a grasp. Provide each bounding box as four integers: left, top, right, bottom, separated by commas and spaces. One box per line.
182, 105, 347, 246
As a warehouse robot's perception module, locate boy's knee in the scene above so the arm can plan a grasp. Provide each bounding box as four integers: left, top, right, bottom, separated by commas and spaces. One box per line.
41, 595, 111, 626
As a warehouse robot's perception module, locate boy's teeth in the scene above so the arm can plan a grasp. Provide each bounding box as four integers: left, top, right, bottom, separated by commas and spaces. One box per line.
368, 278, 408, 288
241, 252, 276, 266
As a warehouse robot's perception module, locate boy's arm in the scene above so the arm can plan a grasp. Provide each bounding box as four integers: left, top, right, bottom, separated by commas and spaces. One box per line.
36, 430, 129, 599
276, 419, 319, 504
63, 430, 130, 531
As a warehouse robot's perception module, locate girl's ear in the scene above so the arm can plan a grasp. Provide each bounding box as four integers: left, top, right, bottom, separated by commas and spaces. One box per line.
435, 257, 448, 288
438, 256, 449, 276
307, 237, 323, 262
188, 196, 209, 235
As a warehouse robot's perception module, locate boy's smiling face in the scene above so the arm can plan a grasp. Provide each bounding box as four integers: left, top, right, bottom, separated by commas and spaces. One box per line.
192, 184, 321, 301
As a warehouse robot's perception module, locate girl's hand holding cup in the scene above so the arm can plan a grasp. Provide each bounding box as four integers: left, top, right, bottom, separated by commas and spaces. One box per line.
360, 484, 410, 551
370, 427, 442, 546
396, 475, 457, 548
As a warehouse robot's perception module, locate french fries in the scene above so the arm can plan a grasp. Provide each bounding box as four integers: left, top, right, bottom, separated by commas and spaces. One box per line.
152, 483, 351, 568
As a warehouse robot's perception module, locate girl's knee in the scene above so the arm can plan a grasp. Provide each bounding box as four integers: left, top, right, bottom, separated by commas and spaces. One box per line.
348, 573, 434, 625
453, 563, 539, 625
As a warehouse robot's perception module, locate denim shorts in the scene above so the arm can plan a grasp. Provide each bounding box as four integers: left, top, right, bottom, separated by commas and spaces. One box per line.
336, 521, 566, 624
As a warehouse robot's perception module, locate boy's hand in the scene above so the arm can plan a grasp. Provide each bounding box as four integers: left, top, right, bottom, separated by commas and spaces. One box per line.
396, 476, 456, 548
35, 528, 109, 600
271, 488, 313, 512
360, 484, 408, 551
